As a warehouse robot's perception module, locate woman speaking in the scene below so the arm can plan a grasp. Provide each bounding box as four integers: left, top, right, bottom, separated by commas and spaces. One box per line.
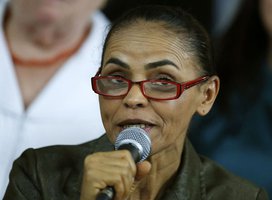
4, 5, 268, 200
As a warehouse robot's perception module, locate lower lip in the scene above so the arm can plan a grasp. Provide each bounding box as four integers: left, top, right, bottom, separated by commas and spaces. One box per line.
120, 126, 153, 133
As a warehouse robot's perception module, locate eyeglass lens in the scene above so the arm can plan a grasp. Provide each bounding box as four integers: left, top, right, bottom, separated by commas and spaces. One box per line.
95, 77, 178, 99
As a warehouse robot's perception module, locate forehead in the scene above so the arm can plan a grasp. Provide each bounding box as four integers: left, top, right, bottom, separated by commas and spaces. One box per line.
107, 21, 183, 52
103, 21, 198, 69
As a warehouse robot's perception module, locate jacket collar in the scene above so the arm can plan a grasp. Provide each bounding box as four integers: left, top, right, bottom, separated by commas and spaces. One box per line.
162, 139, 206, 200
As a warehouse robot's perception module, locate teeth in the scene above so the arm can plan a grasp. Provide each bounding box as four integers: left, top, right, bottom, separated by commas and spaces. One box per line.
123, 124, 147, 129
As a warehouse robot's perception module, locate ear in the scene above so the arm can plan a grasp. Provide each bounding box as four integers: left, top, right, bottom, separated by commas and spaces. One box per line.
196, 75, 220, 116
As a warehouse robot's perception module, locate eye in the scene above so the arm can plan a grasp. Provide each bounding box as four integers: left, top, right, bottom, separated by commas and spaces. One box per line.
155, 74, 175, 82
147, 79, 177, 92
151, 81, 173, 86
110, 77, 127, 84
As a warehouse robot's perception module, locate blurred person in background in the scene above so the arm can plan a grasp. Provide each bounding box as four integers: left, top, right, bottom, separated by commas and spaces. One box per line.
211, 0, 243, 36
189, 0, 272, 198
0, 0, 109, 198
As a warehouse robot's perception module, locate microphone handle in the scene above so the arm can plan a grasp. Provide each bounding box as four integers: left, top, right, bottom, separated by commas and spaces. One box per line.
96, 186, 115, 200
118, 143, 140, 162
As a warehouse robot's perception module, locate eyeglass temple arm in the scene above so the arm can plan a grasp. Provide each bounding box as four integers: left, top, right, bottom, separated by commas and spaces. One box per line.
184, 76, 210, 90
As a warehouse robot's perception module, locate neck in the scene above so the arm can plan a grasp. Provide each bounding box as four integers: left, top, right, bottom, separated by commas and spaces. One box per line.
130, 135, 185, 200
5, 7, 91, 52
5, 15, 91, 66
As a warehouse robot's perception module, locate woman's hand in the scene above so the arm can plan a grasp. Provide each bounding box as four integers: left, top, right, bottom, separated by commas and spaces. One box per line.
80, 150, 149, 200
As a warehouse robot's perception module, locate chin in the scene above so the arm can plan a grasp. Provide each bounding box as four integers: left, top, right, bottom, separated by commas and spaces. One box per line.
35, 11, 60, 24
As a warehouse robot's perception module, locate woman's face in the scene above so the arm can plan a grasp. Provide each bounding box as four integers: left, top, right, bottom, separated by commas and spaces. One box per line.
9, 0, 105, 25
100, 21, 205, 155
260, 0, 272, 37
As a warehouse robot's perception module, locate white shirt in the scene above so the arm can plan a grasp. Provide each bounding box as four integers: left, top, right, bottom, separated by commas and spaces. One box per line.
0, 2, 109, 198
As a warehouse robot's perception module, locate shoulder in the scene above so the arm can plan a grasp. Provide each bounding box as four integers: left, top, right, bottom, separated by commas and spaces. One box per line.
181, 140, 269, 200
91, 10, 110, 36
4, 135, 112, 199
92, 11, 110, 25
200, 155, 269, 200
12, 135, 112, 175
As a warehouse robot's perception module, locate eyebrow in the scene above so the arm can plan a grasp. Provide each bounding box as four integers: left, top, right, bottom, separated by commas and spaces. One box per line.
105, 57, 129, 69
104, 57, 179, 70
144, 60, 179, 70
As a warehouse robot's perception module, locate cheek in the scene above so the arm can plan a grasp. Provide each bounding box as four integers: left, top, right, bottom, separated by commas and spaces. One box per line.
148, 105, 184, 155
99, 98, 124, 126
166, 102, 192, 135
99, 98, 115, 127
160, 96, 194, 127
151, 98, 193, 146
99, 98, 120, 142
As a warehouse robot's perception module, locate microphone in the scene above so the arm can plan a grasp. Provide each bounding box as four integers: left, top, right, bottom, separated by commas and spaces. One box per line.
96, 127, 151, 200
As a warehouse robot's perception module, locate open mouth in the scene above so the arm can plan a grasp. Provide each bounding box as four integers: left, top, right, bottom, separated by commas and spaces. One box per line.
119, 123, 154, 133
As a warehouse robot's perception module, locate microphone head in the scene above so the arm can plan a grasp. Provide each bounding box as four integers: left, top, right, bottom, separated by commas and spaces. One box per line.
115, 127, 151, 162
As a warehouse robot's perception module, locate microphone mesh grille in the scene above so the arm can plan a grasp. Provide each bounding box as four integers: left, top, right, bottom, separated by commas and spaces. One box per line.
115, 127, 151, 162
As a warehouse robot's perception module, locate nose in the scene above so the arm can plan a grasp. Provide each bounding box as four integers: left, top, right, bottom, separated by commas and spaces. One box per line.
123, 84, 148, 108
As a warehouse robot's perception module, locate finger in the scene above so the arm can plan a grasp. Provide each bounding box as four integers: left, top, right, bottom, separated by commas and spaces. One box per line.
112, 168, 134, 200
89, 151, 136, 173
103, 156, 136, 199
135, 161, 151, 181
81, 151, 137, 199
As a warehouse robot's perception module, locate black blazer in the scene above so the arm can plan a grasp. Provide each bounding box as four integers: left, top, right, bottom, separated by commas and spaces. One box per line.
4, 135, 269, 200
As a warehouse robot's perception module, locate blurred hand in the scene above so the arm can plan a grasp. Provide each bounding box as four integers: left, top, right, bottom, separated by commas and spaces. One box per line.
80, 150, 151, 200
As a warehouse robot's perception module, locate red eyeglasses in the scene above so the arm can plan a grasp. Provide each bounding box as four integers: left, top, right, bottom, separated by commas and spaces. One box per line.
91, 75, 210, 100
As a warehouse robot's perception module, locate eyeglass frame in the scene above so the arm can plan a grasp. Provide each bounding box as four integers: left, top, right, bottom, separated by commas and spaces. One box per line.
91, 74, 210, 101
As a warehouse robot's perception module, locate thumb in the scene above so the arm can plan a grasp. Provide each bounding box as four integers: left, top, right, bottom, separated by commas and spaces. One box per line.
135, 161, 151, 181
